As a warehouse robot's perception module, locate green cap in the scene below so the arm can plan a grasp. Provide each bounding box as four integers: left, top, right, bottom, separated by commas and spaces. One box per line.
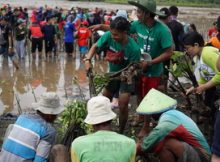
128, 0, 165, 17
136, 88, 177, 115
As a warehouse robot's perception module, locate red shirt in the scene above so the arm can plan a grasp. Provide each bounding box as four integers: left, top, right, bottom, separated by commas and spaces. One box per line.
29, 25, 43, 38
77, 27, 91, 46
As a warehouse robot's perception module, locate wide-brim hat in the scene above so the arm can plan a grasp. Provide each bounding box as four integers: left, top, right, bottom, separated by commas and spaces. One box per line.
128, 0, 165, 17
32, 92, 64, 115
84, 96, 116, 125
136, 88, 177, 115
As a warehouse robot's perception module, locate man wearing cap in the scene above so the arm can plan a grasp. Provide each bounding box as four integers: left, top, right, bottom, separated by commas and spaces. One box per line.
71, 96, 136, 162
127, 0, 173, 137
136, 89, 211, 162
0, 92, 64, 162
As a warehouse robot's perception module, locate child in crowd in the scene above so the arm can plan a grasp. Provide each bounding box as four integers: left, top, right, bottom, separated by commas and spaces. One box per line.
76, 21, 91, 58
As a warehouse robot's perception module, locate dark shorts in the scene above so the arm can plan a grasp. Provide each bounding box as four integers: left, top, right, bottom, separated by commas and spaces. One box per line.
105, 79, 132, 95
31, 37, 43, 53
65, 42, 73, 53
45, 40, 55, 53
0, 46, 15, 58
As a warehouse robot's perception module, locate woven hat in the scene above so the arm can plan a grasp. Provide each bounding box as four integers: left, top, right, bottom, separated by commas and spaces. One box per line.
128, 0, 164, 16
32, 92, 64, 115
84, 96, 116, 125
136, 88, 177, 115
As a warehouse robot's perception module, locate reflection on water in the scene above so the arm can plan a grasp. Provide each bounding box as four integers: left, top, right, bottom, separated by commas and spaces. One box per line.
0, 52, 107, 115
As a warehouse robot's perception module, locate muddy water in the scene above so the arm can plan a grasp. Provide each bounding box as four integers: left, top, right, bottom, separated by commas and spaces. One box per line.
0, 52, 107, 115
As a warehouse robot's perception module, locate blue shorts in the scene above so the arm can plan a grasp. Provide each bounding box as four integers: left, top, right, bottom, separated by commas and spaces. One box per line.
79, 46, 88, 55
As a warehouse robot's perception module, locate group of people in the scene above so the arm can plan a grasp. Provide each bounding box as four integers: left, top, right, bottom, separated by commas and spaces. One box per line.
1, 0, 220, 162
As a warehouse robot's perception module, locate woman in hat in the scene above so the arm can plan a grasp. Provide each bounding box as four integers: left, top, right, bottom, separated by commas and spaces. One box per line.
0, 92, 64, 162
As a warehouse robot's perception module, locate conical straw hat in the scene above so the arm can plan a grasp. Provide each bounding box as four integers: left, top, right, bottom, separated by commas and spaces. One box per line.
136, 88, 177, 115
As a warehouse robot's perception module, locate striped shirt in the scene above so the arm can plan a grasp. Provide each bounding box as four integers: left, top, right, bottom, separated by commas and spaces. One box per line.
0, 114, 56, 162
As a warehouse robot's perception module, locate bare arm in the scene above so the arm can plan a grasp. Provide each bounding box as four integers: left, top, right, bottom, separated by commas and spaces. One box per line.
151, 47, 173, 65
142, 47, 173, 69
89, 24, 110, 32
84, 43, 98, 71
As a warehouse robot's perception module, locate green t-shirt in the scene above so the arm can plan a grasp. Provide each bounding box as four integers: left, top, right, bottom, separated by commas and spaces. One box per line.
199, 46, 220, 85
96, 31, 140, 72
71, 131, 136, 162
130, 20, 173, 77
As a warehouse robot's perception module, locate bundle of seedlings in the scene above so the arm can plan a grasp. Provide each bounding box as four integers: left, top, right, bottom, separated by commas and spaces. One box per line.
167, 51, 211, 117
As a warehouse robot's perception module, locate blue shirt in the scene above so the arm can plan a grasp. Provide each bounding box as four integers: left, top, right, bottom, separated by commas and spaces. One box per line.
64, 21, 75, 43
0, 114, 56, 162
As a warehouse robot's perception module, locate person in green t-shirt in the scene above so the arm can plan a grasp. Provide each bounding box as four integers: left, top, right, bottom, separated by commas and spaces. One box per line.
84, 16, 140, 133
71, 96, 136, 162
127, 0, 173, 138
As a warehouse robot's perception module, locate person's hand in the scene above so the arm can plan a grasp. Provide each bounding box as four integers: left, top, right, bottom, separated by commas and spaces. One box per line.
141, 61, 152, 72
186, 86, 195, 95
89, 24, 101, 32
195, 84, 207, 94
84, 56, 92, 72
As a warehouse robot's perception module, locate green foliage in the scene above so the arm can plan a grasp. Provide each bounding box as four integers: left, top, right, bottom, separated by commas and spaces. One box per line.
93, 73, 110, 94
56, 100, 93, 142
170, 51, 193, 78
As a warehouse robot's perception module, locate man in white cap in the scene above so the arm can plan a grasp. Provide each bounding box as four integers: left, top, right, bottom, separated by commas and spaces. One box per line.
71, 96, 136, 162
0, 92, 64, 162
136, 88, 211, 162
